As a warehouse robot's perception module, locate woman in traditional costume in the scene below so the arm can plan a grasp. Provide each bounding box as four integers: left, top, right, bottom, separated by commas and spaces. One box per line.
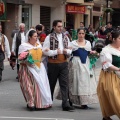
18, 30, 52, 111
97, 30, 120, 120
69, 28, 98, 109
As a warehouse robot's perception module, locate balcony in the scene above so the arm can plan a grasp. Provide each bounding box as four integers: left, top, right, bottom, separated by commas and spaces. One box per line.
84, 0, 93, 2
66, 0, 84, 4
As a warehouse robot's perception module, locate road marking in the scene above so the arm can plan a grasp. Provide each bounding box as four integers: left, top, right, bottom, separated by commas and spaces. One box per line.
0, 116, 74, 120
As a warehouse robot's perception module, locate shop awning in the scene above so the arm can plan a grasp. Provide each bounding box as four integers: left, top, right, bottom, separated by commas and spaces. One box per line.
6, 0, 25, 5
67, 0, 84, 4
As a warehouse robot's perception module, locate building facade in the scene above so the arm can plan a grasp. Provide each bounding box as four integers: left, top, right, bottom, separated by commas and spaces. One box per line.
0, 0, 24, 48
1, 0, 95, 47
66, 0, 94, 29
17, 0, 95, 31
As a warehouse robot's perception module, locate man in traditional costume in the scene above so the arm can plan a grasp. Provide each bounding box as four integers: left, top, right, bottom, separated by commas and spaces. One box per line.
43, 20, 74, 112
0, 25, 11, 81
12, 23, 26, 79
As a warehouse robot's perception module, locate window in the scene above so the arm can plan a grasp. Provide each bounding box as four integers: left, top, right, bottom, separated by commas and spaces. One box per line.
40, 6, 51, 29
22, 4, 32, 31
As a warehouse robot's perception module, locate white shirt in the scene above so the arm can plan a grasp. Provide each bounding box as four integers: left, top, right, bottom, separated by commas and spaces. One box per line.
100, 45, 116, 70
42, 33, 72, 56
12, 32, 26, 53
100, 44, 120, 78
3, 35, 11, 58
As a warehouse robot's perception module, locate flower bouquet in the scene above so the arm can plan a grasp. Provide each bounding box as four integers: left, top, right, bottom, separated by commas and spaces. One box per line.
89, 51, 99, 70
18, 51, 29, 61
18, 51, 40, 73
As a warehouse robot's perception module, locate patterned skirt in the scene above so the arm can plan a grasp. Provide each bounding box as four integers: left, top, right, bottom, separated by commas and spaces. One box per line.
19, 64, 52, 109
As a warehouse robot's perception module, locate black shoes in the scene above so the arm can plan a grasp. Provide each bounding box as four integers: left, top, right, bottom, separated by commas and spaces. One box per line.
27, 104, 35, 111
69, 100, 73, 106
63, 106, 75, 112
80, 105, 90, 109
102, 117, 112, 120
16, 76, 19, 82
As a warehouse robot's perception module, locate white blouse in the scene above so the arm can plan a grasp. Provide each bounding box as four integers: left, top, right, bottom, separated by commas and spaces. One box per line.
70, 40, 91, 52
100, 44, 120, 70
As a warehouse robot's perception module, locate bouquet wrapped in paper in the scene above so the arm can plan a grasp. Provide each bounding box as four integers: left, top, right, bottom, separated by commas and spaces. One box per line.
18, 51, 40, 72
18, 51, 29, 61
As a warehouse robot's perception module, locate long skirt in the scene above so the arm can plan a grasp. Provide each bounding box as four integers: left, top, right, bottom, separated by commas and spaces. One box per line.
19, 64, 52, 109
68, 60, 98, 105
97, 70, 120, 118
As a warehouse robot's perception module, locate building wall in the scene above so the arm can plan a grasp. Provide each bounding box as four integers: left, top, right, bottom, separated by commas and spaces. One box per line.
24, 0, 66, 28
51, 5, 65, 28
111, 0, 120, 8
74, 14, 83, 29
32, 4, 40, 26
4, 4, 19, 49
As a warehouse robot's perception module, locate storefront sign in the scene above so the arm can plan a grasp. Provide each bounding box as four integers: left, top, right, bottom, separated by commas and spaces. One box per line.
0, 0, 6, 20
66, 4, 85, 14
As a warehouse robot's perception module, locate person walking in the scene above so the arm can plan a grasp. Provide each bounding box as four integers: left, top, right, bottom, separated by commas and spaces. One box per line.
97, 30, 120, 120
0, 24, 11, 81
68, 28, 98, 109
43, 20, 74, 112
18, 30, 52, 111
11, 23, 26, 79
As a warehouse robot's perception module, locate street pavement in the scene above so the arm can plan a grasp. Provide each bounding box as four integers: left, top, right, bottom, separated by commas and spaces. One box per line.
0, 60, 118, 120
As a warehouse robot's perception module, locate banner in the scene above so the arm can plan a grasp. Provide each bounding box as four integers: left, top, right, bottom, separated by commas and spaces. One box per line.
0, 0, 6, 20
66, 4, 85, 14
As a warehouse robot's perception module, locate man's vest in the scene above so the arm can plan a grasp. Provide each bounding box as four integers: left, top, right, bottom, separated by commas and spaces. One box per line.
15, 31, 25, 58
48, 32, 68, 63
0, 34, 5, 61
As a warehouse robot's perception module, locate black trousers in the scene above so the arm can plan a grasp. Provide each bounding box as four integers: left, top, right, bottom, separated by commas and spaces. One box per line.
48, 62, 70, 108
0, 61, 4, 81
17, 63, 19, 74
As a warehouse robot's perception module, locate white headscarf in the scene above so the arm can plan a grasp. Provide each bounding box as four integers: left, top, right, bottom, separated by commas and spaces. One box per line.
24, 28, 42, 51
25, 28, 35, 42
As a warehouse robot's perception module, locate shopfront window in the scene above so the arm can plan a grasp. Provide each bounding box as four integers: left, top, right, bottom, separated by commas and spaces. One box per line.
22, 4, 32, 31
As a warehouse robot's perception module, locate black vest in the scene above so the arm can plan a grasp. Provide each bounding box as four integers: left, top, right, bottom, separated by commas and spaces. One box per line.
0, 34, 5, 61
15, 31, 25, 58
